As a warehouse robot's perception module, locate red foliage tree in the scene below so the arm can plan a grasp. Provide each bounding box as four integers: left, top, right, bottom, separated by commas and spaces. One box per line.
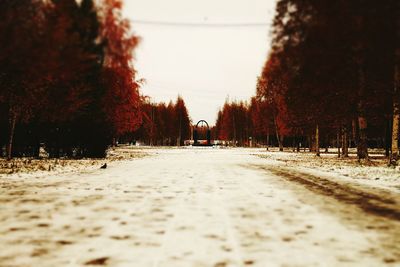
99, 0, 142, 138
252, 0, 397, 157
216, 100, 252, 146
1, 0, 143, 158
134, 96, 191, 146
173, 96, 191, 146
0, 0, 47, 159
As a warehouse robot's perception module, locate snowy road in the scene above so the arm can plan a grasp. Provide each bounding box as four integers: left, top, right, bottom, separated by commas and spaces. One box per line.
0, 148, 399, 267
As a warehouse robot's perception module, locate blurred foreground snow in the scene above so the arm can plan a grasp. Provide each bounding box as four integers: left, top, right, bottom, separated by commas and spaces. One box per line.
0, 148, 399, 266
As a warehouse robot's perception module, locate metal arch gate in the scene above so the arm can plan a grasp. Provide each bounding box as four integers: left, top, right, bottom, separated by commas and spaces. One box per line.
193, 120, 211, 146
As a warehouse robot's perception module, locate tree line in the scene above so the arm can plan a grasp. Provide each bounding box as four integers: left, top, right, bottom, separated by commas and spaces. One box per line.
132, 96, 191, 146
214, 98, 285, 148
215, 0, 399, 163
0, 0, 142, 159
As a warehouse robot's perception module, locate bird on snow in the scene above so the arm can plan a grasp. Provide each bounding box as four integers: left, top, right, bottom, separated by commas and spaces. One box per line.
100, 163, 107, 169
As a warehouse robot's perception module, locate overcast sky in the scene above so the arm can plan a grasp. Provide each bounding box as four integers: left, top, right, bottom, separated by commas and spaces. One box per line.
122, 0, 276, 124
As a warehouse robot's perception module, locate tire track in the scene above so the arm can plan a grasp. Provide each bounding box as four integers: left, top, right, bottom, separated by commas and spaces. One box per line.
249, 164, 400, 263
255, 166, 400, 221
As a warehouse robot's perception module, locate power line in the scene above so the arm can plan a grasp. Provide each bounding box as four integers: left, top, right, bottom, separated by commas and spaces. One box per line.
130, 19, 269, 28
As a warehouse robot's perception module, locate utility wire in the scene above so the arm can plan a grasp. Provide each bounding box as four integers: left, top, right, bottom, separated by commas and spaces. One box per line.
130, 19, 269, 28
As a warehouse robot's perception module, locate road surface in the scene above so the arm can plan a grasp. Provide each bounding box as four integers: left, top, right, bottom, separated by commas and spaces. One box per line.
0, 148, 399, 266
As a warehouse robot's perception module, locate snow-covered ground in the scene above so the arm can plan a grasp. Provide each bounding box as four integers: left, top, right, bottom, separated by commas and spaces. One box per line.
0, 146, 148, 177
0, 148, 399, 266
255, 149, 400, 193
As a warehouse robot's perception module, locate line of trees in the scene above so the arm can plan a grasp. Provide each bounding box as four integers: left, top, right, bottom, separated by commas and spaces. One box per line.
215, 100, 252, 146
132, 96, 191, 146
0, 0, 142, 159
214, 98, 286, 148
215, 0, 399, 163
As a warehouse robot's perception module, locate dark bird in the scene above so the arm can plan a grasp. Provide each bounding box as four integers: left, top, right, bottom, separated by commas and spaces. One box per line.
100, 163, 107, 169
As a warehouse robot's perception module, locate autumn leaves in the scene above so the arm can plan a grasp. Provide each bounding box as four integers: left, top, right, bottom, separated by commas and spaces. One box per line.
0, 0, 141, 158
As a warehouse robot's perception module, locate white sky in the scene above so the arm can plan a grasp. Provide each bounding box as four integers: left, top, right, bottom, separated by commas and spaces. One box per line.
122, 0, 276, 125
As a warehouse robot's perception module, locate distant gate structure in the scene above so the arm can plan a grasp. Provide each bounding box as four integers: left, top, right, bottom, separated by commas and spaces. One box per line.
193, 120, 211, 146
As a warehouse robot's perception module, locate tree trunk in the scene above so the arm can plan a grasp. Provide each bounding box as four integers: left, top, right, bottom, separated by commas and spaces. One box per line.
352, 118, 357, 148
385, 118, 391, 157
315, 124, 320, 157
292, 137, 296, 152
324, 134, 329, 153
232, 113, 237, 147
357, 67, 369, 160
266, 129, 270, 151
337, 128, 341, 158
273, 116, 283, 151
390, 63, 400, 165
178, 112, 182, 146
112, 138, 117, 147
391, 110, 399, 164
7, 111, 17, 160
357, 118, 368, 159
279, 135, 284, 152
342, 126, 349, 158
